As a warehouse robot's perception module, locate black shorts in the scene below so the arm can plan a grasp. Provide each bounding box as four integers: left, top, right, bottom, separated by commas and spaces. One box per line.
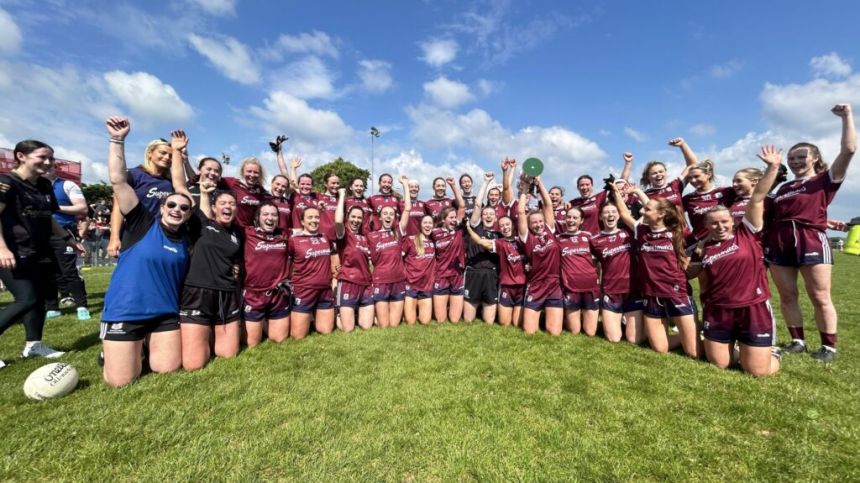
100, 315, 179, 342
464, 267, 499, 305
179, 286, 242, 325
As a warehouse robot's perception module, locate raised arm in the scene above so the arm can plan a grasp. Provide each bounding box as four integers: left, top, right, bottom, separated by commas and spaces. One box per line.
465, 221, 494, 251
746, 145, 782, 230
106, 117, 137, 216
448, 176, 466, 221
501, 158, 515, 205
517, 192, 529, 241
170, 130, 193, 202
288, 157, 302, 189
830, 104, 856, 182
620, 152, 633, 181
610, 183, 637, 230
335, 187, 346, 239
198, 179, 215, 220
181, 148, 196, 185
470, 171, 493, 226
535, 176, 554, 229
668, 137, 699, 167
399, 176, 411, 233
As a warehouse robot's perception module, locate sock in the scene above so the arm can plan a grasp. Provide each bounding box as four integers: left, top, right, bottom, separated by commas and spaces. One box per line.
788, 326, 805, 341
820, 332, 837, 349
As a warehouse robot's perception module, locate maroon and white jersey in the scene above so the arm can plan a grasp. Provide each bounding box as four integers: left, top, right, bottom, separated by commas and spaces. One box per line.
696, 221, 770, 308
770, 171, 841, 231
243, 226, 289, 291
634, 223, 687, 297
289, 192, 318, 229
367, 229, 405, 283
267, 194, 292, 233
401, 198, 429, 236
682, 187, 735, 241
492, 237, 527, 286
425, 197, 453, 219
222, 177, 268, 227
729, 196, 750, 224
592, 228, 636, 295
345, 196, 372, 232
431, 226, 465, 278
558, 231, 599, 292
368, 193, 400, 231
521, 224, 561, 284
288, 232, 332, 289
569, 191, 608, 235
317, 192, 339, 241
402, 235, 436, 291
538, 201, 567, 233
336, 229, 371, 285
644, 178, 685, 208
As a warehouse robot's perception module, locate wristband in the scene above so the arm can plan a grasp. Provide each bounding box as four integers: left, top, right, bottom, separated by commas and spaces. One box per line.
109, 138, 125, 144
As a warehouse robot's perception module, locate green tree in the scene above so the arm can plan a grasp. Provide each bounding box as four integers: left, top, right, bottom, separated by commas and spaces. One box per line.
307, 157, 370, 193
81, 182, 113, 205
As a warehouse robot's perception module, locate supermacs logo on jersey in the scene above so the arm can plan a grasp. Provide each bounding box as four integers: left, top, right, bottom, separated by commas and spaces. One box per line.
240, 196, 260, 206
146, 187, 170, 199
531, 237, 555, 253
255, 240, 286, 252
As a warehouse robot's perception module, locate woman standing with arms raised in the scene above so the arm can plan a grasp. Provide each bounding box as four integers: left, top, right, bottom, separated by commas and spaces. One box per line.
366, 177, 411, 328
335, 187, 374, 331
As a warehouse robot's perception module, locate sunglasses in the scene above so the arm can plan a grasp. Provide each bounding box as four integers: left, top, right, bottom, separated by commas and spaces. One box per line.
165, 201, 191, 212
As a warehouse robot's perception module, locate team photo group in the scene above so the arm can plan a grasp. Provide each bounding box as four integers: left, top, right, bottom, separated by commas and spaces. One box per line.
0, 104, 854, 387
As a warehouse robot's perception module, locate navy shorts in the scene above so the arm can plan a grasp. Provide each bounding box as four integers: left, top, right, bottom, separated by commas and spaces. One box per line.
643, 294, 695, 319
336, 280, 374, 308
563, 289, 600, 311
405, 284, 433, 300
523, 280, 563, 311
433, 273, 465, 296
498, 284, 525, 308
703, 300, 776, 347
600, 292, 646, 314
373, 281, 406, 302
291, 286, 335, 314
243, 287, 291, 322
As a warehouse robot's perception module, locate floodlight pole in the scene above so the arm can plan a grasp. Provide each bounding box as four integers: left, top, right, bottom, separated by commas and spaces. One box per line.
370, 127, 380, 193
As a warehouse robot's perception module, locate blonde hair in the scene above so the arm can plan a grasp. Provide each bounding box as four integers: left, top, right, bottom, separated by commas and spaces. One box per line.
689, 159, 715, 181
239, 157, 266, 184
143, 139, 170, 175
735, 167, 763, 183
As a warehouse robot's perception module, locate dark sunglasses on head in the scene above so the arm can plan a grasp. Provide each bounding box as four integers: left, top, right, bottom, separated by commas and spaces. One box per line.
166, 201, 191, 212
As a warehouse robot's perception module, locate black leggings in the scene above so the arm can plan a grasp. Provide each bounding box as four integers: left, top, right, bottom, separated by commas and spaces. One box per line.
0, 263, 56, 341
45, 235, 87, 310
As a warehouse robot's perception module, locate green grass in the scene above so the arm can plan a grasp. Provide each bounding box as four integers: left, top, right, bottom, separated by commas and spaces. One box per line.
1, 256, 859, 481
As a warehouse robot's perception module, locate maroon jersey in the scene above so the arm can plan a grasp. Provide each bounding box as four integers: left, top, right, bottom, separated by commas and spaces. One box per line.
267, 194, 292, 233
538, 200, 567, 233
592, 228, 636, 295
223, 177, 268, 227
558, 231, 599, 292
367, 229, 405, 283
243, 226, 289, 290
729, 196, 750, 224
696, 221, 769, 308
682, 187, 735, 241
402, 235, 436, 291
569, 191, 609, 235
493, 237, 527, 286
425, 197, 453, 219
634, 223, 687, 297
770, 171, 840, 231
431, 226, 465, 278
368, 193, 400, 231
317, 192, 339, 241
336, 229, 371, 285
644, 178, 684, 208
401, 198, 429, 236
288, 232, 332, 289
521, 225, 561, 284
345, 196, 372, 232
289, 192, 319, 229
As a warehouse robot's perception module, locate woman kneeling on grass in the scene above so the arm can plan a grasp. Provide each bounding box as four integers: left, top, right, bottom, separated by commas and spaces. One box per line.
335, 187, 374, 331
367, 177, 412, 327
687, 146, 782, 376
288, 207, 336, 338
101, 117, 191, 386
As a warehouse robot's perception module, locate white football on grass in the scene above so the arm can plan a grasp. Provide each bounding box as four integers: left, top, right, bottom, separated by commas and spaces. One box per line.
23, 363, 79, 400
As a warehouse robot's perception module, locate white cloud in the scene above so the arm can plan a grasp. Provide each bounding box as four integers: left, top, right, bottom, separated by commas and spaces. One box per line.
188, 33, 260, 85
358, 59, 393, 93
810, 52, 852, 79
266, 31, 338, 60
419, 38, 458, 67
188, 0, 237, 16
249, 91, 352, 143
689, 123, 716, 137
271, 56, 337, 99
476, 78, 500, 97
377, 150, 482, 194
0, 8, 22, 54
624, 127, 648, 142
710, 59, 742, 78
760, 74, 860, 137
423, 76, 474, 108
103, 71, 194, 123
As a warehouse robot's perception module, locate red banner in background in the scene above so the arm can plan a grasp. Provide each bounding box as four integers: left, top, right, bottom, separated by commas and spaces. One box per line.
0, 147, 82, 184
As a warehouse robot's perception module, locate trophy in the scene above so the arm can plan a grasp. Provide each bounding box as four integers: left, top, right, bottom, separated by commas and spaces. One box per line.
518, 157, 544, 196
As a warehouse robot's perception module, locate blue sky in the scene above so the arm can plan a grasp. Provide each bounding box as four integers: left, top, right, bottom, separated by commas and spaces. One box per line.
1, 0, 859, 223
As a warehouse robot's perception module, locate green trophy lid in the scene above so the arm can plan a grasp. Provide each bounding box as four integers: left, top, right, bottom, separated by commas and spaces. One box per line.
522, 157, 544, 176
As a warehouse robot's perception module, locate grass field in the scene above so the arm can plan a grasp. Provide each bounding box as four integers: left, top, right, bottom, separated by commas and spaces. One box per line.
1, 255, 859, 481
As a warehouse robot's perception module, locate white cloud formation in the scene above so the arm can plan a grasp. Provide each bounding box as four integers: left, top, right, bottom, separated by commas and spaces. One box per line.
810, 52, 852, 79
188, 0, 237, 16
423, 76, 474, 108
709, 59, 742, 78
188, 33, 260, 85
358, 59, 393, 93
419, 38, 458, 67
624, 127, 648, 142
249, 91, 352, 143
0, 8, 22, 54
689, 123, 716, 137
760, 74, 860, 137
103, 71, 194, 123
271, 56, 337, 99
476, 78, 500, 97
266, 31, 339, 60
